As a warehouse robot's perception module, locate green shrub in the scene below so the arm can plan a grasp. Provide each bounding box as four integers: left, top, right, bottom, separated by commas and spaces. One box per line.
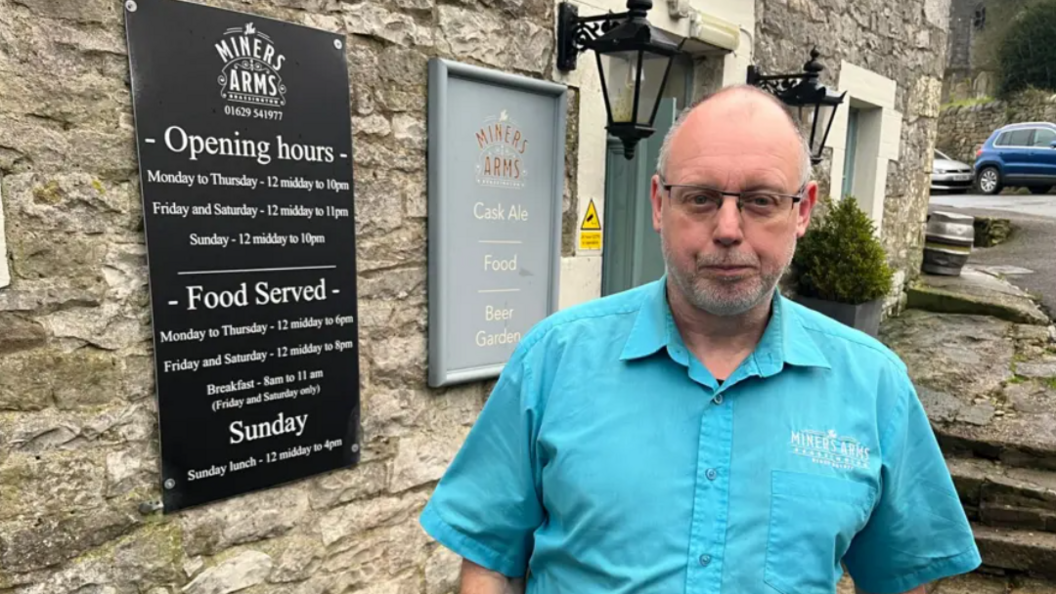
997, 1, 1056, 97
791, 196, 894, 305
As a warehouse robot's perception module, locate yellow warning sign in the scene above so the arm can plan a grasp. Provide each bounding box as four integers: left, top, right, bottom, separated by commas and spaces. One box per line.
580, 199, 602, 230
579, 200, 602, 250
579, 231, 602, 251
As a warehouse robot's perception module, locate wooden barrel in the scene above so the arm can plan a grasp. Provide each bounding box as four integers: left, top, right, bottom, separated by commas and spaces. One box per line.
923, 211, 975, 276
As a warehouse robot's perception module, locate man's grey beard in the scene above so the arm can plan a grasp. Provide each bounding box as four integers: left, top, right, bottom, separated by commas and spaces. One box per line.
661, 235, 795, 317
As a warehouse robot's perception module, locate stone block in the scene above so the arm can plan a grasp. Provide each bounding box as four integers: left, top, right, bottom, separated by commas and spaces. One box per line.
380, 39, 428, 88
0, 402, 155, 460
392, 114, 426, 149
102, 240, 149, 302
343, 3, 434, 47
310, 461, 389, 510
354, 170, 406, 235
973, 217, 1013, 247
301, 12, 343, 32
0, 276, 107, 312
7, 0, 119, 24
0, 450, 105, 520
370, 333, 427, 385
358, 266, 426, 300
909, 76, 943, 119
0, 313, 46, 355
317, 492, 429, 548
390, 430, 468, 492
930, 572, 1011, 594
322, 519, 430, 583
437, 6, 551, 75
425, 543, 462, 594
53, 346, 127, 409
1016, 359, 1056, 379
974, 523, 1056, 577
0, 349, 55, 411
106, 444, 157, 499
7, 230, 109, 281
353, 115, 392, 137
179, 485, 310, 556
980, 502, 1056, 533
343, 573, 421, 594
376, 87, 427, 114
0, 47, 128, 127
357, 222, 427, 271
0, 506, 138, 573
379, 168, 427, 220
39, 303, 148, 351
353, 141, 423, 172
269, 535, 325, 583
182, 550, 273, 594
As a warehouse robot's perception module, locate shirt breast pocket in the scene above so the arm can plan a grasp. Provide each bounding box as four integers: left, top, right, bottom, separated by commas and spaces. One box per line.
764, 470, 876, 594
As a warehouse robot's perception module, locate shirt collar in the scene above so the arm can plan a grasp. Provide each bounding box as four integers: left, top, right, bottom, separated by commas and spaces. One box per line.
620, 276, 831, 373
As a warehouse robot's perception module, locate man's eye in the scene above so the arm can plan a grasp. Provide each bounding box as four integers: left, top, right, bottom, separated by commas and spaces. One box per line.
747, 195, 778, 207
685, 193, 717, 206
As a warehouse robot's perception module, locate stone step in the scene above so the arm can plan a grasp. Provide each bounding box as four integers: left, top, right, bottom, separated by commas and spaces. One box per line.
949, 456, 1056, 533
881, 309, 1056, 472
974, 522, 1056, 579
929, 570, 1056, 593
930, 374, 1056, 472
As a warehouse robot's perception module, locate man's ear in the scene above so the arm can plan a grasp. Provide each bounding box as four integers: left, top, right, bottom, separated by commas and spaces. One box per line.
650, 174, 663, 233
795, 181, 818, 238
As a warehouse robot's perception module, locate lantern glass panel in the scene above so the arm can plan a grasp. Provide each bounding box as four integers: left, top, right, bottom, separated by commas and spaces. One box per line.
810, 101, 837, 155
599, 50, 639, 123
600, 50, 671, 125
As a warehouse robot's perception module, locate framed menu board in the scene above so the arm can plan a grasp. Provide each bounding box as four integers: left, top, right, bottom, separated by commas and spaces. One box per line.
125, 0, 360, 512
426, 58, 566, 388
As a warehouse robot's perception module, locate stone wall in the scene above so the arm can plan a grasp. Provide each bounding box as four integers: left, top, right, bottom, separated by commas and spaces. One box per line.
755, 0, 951, 294
0, 0, 565, 592
938, 89, 1056, 164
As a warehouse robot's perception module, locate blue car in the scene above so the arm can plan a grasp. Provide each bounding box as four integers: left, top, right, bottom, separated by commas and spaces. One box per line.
974, 122, 1056, 195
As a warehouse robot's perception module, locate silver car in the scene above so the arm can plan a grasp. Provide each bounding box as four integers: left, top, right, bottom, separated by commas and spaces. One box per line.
931, 149, 975, 193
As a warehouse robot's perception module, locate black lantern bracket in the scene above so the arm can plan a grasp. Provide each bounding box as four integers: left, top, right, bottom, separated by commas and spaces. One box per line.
557, 3, 626, 72
746, 47, 847, 165
746, 47, 825, 104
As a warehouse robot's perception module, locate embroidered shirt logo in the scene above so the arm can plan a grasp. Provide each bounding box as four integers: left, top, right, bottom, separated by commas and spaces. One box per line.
790, 429, 870, 470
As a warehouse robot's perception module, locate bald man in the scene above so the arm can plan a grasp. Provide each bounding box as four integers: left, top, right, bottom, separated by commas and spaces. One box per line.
420, 86, 981, 594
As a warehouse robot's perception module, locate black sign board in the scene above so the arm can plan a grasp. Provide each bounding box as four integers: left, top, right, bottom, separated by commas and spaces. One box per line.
125, 0, 360, 512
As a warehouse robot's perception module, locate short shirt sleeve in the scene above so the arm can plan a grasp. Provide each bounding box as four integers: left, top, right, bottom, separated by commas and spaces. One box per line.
419, 346, 544, 577
843, 377, 981, 593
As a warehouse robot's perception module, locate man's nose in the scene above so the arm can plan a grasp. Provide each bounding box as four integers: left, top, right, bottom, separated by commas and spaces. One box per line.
712, 198, 744, 246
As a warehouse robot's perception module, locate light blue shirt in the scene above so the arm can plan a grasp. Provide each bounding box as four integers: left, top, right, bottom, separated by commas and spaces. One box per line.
420, 277, 981, 594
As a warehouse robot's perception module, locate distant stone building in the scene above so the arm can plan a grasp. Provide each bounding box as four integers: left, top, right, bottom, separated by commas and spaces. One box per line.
942, 0, 1038, 102
0, 0, 949, 592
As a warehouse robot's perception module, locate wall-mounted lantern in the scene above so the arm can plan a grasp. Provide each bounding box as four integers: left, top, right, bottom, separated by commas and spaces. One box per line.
557, 0, 683, 159
747, 48, 847, 165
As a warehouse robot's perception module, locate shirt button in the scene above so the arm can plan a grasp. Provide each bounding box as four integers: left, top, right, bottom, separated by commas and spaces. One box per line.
712, 394, 724, 405
706, 468, 718, 481
699, 554, 711, 566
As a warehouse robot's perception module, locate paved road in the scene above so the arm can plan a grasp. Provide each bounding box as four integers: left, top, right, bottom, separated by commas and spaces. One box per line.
929, 193, 1056, 218
928, 192, 1056, 318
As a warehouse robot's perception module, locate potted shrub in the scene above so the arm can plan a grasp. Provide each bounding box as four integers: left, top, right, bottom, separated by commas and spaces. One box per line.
790, 195, 894, 337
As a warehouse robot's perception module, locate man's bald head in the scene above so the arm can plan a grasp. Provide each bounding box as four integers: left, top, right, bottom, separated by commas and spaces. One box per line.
655, 85, 812, 186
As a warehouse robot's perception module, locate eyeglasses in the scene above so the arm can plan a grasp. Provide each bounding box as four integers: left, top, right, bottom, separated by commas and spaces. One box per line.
659, 176, 804, 222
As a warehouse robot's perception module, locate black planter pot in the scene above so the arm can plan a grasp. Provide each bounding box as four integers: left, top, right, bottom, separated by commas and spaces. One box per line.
794, 295, 884, 337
